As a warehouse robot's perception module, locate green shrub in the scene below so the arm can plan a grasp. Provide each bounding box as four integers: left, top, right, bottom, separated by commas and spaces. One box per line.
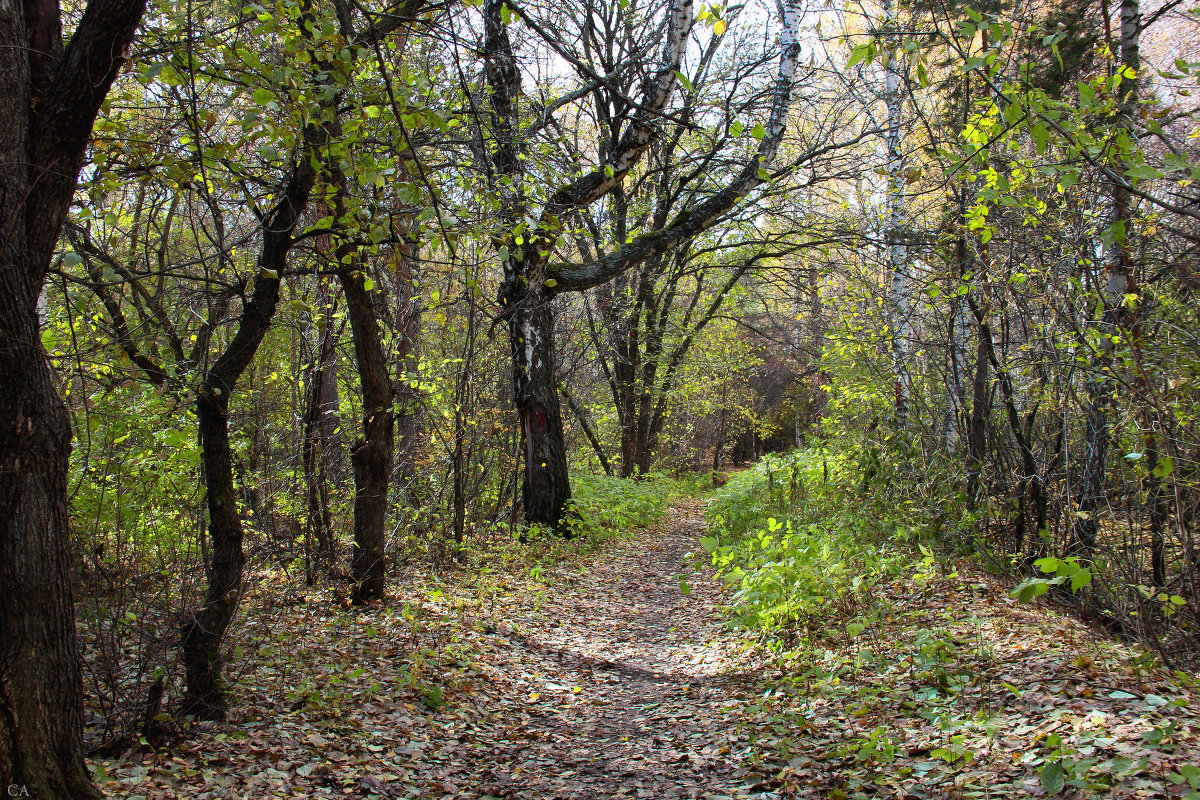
703, 451, 908, 636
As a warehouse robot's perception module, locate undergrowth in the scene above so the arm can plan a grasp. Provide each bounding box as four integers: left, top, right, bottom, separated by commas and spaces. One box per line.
699, 449, 925, 639
490, 471, 701, 571
568, 471, 702, 534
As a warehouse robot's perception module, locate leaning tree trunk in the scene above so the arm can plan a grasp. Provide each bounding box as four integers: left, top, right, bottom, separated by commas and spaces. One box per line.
181, 140, 321, 717
1, 2, 145, 797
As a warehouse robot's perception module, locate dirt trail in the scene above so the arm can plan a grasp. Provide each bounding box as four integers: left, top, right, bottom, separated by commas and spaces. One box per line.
463, 498, 768, 799
92, 500, 778, 800
91, 499, 1200, 799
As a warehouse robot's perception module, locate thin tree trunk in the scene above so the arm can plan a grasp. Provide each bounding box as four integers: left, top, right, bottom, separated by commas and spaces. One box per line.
302, 279, 339, 575
1145, 416, 1167, 588
562, 384, 613, 476
884, 0, 912, 431
1070, 0, 1140, 561
965, 322, 991, 508
392, 224, 422, 500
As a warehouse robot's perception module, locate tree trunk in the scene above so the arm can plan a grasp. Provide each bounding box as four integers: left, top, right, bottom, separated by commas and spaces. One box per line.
1070, 0, 1140, 561
884, 0, 912, 431
181, 128, 322, 717
182, 385, 251, 718
392, 230, 422, 500
341, 265, 394, 603
965, 322, 991, 508
509, 296, 572, 527
302, 280, 340, 576
1, 2, 145, 795
482, 0, 694, 527
562, 385, 613, 477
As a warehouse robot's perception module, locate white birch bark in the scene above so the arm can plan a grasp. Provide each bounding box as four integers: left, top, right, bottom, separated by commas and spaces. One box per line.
884, 0, 912, 431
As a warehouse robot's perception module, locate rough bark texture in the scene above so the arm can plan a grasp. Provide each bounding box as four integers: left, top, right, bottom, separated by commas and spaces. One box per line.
512, 300, 573, 527
341, 265, 394, 603
0, 3, 145, 797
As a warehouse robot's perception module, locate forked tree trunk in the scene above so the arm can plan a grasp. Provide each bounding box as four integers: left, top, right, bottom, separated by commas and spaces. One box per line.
181, 130, 323, 719
483, 0, 693, 527
1, 3, 145, 796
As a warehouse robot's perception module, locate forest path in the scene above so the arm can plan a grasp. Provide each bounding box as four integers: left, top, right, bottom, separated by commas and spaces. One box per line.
454, 497, 771, 799
91, 497, 1200, 799
93, 498, 781, 800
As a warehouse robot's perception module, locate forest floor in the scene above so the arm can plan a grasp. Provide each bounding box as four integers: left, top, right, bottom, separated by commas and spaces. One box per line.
92, 499, 1200, 799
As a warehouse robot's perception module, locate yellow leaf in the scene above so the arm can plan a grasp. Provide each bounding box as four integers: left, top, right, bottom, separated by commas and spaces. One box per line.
713, 19, 726, 34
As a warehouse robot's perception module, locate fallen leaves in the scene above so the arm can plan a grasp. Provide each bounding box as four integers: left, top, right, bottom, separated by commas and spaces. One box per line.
88, 499, 1200, 799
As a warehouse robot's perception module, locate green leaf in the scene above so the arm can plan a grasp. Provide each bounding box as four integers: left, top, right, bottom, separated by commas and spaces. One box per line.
1034, 556, 1060, 573
1069, 567, 1092, 592
847, 43, 874, 69
699, 536, 719, 553
422, 685, 444, 708
751, 123, 766, 142
1040, 762, 1066, 795
1126, 164, 1162, 181
252, 87, 277, 106
1152, 456, 1174, 478
1012, 577, 1052, 603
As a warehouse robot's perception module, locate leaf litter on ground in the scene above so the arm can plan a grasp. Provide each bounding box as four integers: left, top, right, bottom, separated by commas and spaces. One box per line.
90, 499, 1200, 799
